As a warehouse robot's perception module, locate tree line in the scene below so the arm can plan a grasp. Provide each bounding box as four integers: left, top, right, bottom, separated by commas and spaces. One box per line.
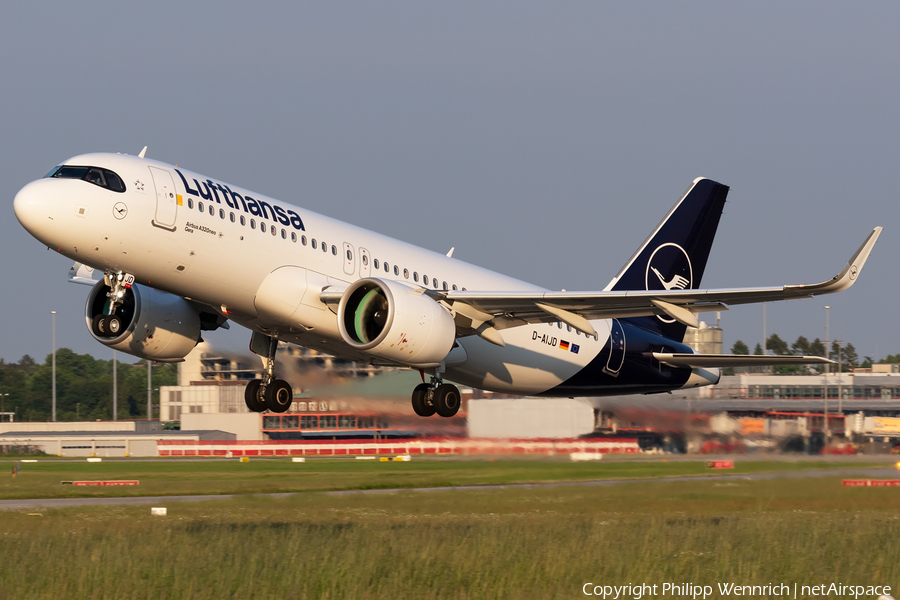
729, 334, 886, 373
0, 349, 177, 422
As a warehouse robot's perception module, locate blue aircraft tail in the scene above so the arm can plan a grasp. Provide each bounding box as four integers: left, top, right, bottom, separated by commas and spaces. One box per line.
608, 177, 729, 342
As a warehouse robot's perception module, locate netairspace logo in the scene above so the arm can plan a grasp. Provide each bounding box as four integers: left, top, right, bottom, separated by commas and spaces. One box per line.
582, 582, 893, 599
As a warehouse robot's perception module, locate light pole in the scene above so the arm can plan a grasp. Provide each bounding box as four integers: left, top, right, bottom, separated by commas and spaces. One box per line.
824, 306, 830, 443
51, 311, 56, 422
835, 340, 844, 414
147, 360, 153, 420
112, 350, 117, 421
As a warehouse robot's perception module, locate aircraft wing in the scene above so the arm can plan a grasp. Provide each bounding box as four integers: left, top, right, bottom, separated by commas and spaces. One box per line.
652, 353, 833, 368
444, 227, 881, 338
68, 261, 104, 286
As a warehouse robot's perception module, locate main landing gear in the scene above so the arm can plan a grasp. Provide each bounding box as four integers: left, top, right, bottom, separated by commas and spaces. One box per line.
411, 374, 461, 418
244, 333, 293, 414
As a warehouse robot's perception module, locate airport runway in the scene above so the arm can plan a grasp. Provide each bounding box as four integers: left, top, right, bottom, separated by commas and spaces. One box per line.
0, 465, 896, 510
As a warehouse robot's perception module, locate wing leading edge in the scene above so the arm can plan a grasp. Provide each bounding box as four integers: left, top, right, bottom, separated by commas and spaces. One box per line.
446, 226, 882, 336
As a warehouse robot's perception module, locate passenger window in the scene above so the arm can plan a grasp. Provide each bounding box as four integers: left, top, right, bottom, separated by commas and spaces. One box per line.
403, 268, 409, 279
362, 255, 368, 265
281, 229, 286, 239
346, 249, 352, 260
312, 239, 317, 249
384, 262, 389, 273
250, 219, 256, 230
219, 209, 225, 219
271, 226, 277, 237
240, 215, 246, 226
291, 232, 297, 242
422, 274, 428, 286
442, 281, 448, 291
394, 265, 399, 276
462, 287, 467, 291
229, 212, 235, 223
187, 199, 194, 209
413, 272, 419, 282
433, 278, 438, 288
452, 284, 457, 291
322, 243, 327, 253
208, 205, 214, 216
198, 202, 204, 212
374, 259, 379, 269
331, 245, 337, 255
261, 223, 267, 233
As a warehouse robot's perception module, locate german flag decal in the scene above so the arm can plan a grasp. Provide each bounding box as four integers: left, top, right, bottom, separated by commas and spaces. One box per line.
559, 340, 570, 351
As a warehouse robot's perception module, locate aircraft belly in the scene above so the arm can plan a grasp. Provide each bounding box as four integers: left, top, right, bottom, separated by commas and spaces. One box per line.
447, 320, 610, 395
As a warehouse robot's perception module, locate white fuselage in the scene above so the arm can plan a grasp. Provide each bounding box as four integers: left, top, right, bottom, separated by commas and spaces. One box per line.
15, 153, 612, 395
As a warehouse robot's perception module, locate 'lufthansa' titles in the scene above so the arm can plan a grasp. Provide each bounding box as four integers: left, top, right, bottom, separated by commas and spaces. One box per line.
175, 169, 305, 231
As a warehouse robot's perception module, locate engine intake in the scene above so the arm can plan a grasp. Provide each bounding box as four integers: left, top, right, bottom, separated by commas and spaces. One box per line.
337, 278, 455, 367
85, 281, 202, 362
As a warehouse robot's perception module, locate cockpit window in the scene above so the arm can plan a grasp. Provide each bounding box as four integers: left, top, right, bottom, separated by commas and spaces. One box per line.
45, 165, 126, 193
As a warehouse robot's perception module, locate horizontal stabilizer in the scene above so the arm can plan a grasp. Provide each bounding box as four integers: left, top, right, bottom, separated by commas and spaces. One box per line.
652, 353, 834, 368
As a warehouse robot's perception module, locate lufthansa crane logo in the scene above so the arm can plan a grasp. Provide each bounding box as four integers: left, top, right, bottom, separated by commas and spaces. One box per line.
645, 243, 692, 323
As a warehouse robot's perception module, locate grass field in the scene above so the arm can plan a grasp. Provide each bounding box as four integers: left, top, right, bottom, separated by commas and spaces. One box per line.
1, 476, 898, 599
0, 460, 898, 599
0, 457, 891, 499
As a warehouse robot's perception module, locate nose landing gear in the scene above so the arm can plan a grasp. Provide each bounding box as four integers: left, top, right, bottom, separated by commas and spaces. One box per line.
91, 271, 135, 338
244, 333, 294, 414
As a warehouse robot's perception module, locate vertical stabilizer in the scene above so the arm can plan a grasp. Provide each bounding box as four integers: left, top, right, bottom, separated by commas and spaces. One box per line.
607, 177, 729, 341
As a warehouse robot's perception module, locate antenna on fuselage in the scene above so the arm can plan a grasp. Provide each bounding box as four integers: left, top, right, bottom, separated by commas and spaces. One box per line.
138, 146, 148, 159
446, 247, 455, 258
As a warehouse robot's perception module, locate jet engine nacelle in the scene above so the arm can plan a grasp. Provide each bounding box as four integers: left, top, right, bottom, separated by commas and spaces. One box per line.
337, 278, 456, 367
85, 281, 202, 362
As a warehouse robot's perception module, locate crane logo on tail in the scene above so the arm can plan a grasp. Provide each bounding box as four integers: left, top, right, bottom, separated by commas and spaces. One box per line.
645, 243, 693, 323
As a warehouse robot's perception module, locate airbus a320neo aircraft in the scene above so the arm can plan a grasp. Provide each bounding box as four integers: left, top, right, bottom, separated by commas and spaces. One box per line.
14, 149, 881, 418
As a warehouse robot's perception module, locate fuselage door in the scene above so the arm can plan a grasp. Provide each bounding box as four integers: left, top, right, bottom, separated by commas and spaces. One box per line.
358, 247, 370, 278
149, 166, 178, 231
603, 319, 626, 377
342, 243, 355, 276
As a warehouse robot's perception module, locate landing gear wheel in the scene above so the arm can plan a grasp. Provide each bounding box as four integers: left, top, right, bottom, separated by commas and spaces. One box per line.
107, 315, 123, 336
244, 379, 266, 412
92, 315, 107, 337
265, 379, 294, 413
434, 383, 461, 418
411, 383, 436, 417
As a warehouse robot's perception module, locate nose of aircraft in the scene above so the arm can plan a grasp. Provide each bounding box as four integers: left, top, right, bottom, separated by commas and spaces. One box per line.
14, 179, 57, 245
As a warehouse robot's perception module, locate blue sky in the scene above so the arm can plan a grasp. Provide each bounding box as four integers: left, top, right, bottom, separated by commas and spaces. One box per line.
1, 2, 897, 364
